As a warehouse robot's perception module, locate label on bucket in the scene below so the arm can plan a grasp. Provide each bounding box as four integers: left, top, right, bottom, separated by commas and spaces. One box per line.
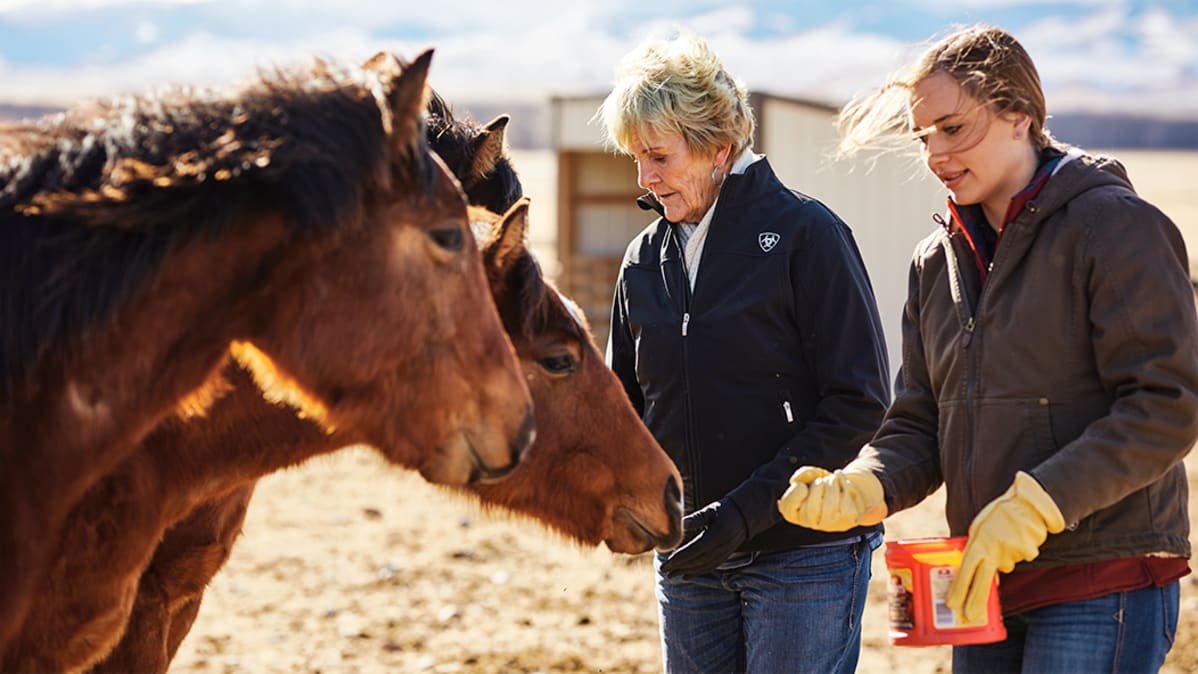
929, 565, 964, 629
888, 569, 915, 630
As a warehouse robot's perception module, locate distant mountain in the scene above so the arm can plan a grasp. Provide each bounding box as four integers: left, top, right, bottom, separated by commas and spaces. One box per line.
0, 104, 61, 122
1049, 113, 1198, 150
7, 101, 1196, 151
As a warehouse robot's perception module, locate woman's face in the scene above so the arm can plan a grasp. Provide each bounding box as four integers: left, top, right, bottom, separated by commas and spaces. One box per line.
909, 71, 1035, 226
630, 129, 726, 224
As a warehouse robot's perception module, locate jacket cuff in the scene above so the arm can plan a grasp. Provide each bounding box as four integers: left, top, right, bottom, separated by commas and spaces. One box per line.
725, 483, 777, 540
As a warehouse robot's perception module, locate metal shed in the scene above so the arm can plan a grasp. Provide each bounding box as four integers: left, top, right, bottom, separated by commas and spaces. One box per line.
551, 93, 948, 378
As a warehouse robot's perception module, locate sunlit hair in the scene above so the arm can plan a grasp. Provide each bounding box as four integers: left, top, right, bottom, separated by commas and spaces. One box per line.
837, 24, 1052, 158
597, 31, 755, 161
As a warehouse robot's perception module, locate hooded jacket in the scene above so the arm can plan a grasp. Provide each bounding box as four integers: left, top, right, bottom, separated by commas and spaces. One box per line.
856, 148, 1198, 566
607, 157, 891, 552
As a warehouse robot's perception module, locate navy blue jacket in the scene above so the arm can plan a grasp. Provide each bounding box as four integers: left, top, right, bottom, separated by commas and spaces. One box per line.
607, 157, 890, 551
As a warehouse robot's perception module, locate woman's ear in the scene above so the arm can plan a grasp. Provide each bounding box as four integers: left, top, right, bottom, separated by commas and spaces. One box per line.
714, 143, 732, 170
1010, 113, 1031, 140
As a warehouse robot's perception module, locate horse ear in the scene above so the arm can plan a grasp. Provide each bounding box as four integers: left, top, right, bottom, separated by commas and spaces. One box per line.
486, 197, 530, 274
381, 49, 432, 147
361, 51, 391, 71
467, 115, 510, 186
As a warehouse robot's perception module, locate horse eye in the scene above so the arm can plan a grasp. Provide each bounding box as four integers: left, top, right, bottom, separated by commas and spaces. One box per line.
428, 227, 464, 252
538, 354, 576, 375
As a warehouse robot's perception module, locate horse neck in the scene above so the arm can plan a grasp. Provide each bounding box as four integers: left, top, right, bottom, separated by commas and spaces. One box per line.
145, 360, 354, 515
9, 360, 349, 673
11, 212, 293, 497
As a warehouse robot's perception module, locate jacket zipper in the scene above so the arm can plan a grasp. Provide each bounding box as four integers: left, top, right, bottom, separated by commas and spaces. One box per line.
672, 227, 701, 510
939, 223, 981, 514
961, 317, 975, 348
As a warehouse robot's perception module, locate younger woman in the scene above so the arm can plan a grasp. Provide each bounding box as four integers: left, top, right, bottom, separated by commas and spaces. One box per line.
778, 24, 1198, 674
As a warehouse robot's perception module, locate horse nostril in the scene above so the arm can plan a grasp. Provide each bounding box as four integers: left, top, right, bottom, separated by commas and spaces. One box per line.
513, 408, 535, 461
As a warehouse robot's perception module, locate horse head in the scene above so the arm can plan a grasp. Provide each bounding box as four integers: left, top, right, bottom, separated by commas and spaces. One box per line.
424, 89, 522, 214
470, 200, 684, 553
229, 51, 534, 486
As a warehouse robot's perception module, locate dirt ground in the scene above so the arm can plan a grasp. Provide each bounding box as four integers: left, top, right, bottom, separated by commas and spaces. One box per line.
169, 447, 1198, 674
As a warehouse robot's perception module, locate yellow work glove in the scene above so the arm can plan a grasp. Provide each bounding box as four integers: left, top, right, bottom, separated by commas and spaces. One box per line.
777, 465, 887, 531
946, 471, 1065, 624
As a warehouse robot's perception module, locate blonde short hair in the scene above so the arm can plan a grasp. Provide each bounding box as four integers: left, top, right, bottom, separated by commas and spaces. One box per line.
598, 32, 755, 160
838, 24, 1052, 158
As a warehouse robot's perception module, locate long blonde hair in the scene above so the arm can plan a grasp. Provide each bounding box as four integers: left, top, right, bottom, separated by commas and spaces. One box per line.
597, 31, 755, 160
838, 25, 1052, 158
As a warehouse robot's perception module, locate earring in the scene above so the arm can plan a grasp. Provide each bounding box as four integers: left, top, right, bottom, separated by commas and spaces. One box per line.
711, 165, 720, 184
1015, 130, 1023, 139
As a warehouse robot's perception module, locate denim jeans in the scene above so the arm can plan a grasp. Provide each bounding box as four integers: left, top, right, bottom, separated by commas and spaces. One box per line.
953, 582, 1180, 674
654, 533, 879, 674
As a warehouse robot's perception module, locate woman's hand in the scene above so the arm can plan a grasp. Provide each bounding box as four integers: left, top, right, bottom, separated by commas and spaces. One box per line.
777, 465, 887, 531
659, 500, 748, 577
947, 471, 1065, 624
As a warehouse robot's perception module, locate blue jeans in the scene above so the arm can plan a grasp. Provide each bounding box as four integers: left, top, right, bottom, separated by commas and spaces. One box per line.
654, 533, 879, 674
953, 582, 1180, 674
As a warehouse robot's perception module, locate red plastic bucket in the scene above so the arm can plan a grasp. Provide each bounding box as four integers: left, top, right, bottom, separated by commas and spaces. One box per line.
884, 536, 1006, 646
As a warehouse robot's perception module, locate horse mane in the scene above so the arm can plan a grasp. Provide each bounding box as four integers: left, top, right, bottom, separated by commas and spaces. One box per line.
506, 251, 559, 341
0, 56, 436, 400
425, 90, 522, 214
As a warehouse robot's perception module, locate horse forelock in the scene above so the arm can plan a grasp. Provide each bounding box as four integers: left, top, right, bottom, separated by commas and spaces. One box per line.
0, 57, 435, 400
505, 250, 585, 346
516, 253, 556, 340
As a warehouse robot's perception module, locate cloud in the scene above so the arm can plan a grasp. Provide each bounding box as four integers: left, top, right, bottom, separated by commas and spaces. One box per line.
0, 0, 1194, 118
133, 19, 159, 45
1012, 7, 1198, 115
905, 0, 1121, 10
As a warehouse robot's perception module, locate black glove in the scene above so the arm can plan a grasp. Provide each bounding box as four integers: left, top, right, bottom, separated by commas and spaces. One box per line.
659, 500, 748, 577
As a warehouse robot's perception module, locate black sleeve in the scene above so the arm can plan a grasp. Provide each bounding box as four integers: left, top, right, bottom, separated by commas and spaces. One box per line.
727, 204, 892, 538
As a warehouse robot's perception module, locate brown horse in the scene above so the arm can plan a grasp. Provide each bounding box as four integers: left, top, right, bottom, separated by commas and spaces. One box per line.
0, 51, 533, 657
7, 202, 683, 674
87, 102, 529, 671
6, 96, 680, 673
424, 90, 524, 215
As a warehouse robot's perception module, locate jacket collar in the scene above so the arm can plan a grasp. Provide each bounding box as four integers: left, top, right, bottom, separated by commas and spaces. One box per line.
945, 147, 1066, 284
635, 154, 775, 222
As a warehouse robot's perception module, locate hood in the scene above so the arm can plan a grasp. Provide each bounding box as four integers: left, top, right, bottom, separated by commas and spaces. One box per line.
1029, 147, 1135, 221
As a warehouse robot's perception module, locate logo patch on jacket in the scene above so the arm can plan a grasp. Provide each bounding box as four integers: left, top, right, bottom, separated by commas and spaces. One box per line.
758, 232, 780, 252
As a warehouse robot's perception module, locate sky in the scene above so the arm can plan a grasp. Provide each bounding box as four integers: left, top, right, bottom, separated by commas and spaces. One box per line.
1, 0, 1196, 118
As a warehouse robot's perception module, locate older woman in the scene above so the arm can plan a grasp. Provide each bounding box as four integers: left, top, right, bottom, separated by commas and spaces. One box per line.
599, 32, 891, 673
